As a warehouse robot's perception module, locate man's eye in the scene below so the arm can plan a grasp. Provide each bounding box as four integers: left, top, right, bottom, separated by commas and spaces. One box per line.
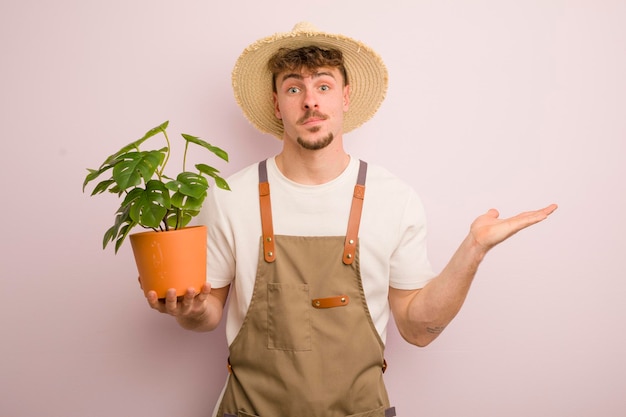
320, 85, 330, 91
288, 87, 300, 93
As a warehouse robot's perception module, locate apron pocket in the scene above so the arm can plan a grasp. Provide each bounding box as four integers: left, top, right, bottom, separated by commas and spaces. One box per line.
267, 283, 312, 351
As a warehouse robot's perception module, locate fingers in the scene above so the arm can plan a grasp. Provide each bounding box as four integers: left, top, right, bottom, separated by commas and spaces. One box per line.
177, 287, 199, 315
543, 203, 558, 216
485, 208, 500, 219
528, 203, 558, 218
195, 282, 212, 302
471, 203, 558, 249
164, 288, 185, 314
514, 203, 558, 227
145, 284, 211, 316
145, 288, 182, 314
146, 290, 164, 312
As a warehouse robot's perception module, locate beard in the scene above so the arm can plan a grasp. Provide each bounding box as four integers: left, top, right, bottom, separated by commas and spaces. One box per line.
295, 110, 334, 150
296, 129, 334, 150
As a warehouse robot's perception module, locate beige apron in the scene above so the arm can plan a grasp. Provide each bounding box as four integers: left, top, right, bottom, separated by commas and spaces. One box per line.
218, 160, 396, 417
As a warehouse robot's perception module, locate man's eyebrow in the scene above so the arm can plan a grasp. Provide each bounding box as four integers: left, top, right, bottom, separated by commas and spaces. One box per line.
280, 71, 336, 83
280, 73, 304, 82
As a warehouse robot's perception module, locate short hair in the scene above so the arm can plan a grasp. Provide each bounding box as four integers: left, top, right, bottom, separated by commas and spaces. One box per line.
267, 46, 349, 92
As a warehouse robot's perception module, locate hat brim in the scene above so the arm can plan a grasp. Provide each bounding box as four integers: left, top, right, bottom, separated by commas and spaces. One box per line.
232, 23, 388, 139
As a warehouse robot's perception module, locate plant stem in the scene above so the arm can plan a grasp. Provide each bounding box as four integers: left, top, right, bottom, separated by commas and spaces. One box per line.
175, 208, 181, 230
159, 128, 172, 179
182, 140, 190, 172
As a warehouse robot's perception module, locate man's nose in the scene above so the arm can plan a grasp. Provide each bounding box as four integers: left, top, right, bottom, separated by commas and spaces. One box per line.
303, 91, 318, 109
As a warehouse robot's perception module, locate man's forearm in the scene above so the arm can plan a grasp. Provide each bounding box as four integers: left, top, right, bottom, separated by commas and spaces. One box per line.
391, 204, 557, 347
395, 234, 487, 346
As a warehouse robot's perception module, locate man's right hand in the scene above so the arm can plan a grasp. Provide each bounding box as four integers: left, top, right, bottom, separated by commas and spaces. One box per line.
146, 283, 230, 332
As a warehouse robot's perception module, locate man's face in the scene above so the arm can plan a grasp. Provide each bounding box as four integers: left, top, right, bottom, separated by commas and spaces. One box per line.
273, 66, 350, 150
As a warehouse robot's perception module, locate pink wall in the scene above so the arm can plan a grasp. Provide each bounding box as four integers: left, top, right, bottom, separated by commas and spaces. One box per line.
1, 1, 625, 416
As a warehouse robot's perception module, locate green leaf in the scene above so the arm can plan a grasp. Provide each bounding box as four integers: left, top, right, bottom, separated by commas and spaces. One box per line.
112, 150, 165, 192
213, 176, 231, 191
83, 168, 100, 191
90, 179, 116, 196
181, 133, 229, 162
101, 121, 169, 166
83, 165, 114, 192
197, 164, 231, 190
107, 184, 124, 194
103, 224, 117, 249
167, 172, 209, 198
196, 163, 219, 175
120, 187, 144, 208
127, 181, 171, 228
165, 209, 195, 229
114, 222, 135, 253
103, 205, 136, 252
168, 173, 208, 211
171, 193, 205, 212
140, 121, 169, 141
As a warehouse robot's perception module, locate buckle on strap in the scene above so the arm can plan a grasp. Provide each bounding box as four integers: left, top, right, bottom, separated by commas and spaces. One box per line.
258, 160, 275, 263
343, 160, 367, 265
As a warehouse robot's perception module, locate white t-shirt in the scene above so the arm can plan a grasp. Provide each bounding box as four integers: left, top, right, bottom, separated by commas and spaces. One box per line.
199, 156, 435, 345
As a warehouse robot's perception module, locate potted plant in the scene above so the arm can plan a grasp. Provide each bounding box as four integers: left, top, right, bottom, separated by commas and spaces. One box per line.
83, 121, 230, 298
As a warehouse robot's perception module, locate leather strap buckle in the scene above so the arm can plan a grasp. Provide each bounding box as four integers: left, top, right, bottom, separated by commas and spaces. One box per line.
343, 160, 367, 265
311, 295, 350, 308
258, 160, 275, 263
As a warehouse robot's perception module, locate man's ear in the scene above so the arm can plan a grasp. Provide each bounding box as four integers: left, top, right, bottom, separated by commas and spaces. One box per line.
273, 92, 282, 119
343, 85, 351, 111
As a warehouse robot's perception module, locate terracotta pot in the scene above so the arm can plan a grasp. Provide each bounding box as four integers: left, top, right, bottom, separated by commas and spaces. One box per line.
129, 225, 207, 298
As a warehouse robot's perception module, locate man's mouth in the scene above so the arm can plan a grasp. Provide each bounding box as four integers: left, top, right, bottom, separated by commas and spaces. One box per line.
298, 111, 328, 125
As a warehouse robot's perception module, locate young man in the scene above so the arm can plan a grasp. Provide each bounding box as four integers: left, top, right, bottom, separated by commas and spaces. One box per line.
147, 23, 557, 417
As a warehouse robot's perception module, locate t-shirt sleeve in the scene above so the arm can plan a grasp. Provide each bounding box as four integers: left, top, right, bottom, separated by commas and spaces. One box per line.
388, 190, 436, 290
201, 187, 236, 289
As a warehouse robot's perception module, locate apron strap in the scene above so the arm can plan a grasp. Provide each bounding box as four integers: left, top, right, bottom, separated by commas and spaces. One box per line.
258, 159, 367, 265
258, 160, 276, 263
343, 160, 367, 265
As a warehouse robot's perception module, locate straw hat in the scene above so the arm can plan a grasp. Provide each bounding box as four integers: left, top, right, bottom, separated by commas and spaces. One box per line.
232, 22, 388, 139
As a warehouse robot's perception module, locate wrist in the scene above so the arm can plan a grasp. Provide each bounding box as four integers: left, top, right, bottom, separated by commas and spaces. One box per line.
463, 233, 489, 264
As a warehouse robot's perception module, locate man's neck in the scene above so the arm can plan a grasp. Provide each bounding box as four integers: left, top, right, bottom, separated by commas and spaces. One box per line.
275, 144, 350, 185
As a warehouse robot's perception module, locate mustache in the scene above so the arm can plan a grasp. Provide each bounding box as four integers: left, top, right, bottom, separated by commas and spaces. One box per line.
297, 110, 328, 125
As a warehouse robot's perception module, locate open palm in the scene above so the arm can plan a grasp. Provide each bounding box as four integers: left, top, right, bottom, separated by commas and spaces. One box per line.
470, 204, 558, 251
